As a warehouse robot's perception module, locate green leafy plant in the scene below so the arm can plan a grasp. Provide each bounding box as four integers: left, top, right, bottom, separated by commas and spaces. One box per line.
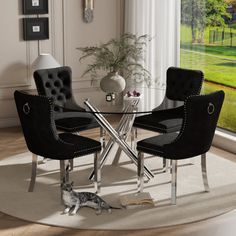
77, 33, 151, 85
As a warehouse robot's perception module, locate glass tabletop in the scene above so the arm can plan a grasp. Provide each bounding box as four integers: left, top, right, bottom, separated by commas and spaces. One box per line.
22, 87, 165, 115
83, 87, 165, 115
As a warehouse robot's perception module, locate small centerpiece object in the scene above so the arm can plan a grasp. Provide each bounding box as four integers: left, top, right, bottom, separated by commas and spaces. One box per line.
126, 90, 141, 97
77, 33, 151, 100
100, 72, 126, 94
105, 93, 115, 102
124, 90, 142, 108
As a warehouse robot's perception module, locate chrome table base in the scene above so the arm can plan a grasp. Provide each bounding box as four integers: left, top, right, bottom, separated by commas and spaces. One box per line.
84, 99, 154, 180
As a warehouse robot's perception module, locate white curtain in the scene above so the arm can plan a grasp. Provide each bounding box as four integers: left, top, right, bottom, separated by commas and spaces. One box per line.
124, 0, 180, 109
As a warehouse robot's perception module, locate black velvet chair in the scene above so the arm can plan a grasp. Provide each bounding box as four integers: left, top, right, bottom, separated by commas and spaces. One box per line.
33, 66, 105, 145
14, 90, 102, 194
132, 67, 204, 169
137, 90, 225, 204
133, 67, 204, 134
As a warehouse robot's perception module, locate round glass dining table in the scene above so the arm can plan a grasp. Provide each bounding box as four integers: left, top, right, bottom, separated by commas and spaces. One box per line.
23, 88, 165, 180
83, 93, 163, 180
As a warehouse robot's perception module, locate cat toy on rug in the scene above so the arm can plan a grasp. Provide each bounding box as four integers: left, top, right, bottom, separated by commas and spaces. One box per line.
61, 182, 121, 215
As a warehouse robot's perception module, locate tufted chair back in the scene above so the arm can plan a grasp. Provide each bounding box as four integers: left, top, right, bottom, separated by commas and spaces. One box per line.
163, 90, 225, 159
166, 67, 204, 101
34, 66, 84, 113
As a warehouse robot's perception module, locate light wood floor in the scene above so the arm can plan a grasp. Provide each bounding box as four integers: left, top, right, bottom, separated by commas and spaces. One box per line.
1, 122, 236, 236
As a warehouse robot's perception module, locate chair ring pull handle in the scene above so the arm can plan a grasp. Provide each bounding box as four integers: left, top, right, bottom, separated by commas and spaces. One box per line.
207, 103, 215, 115
23, 103, 30, 115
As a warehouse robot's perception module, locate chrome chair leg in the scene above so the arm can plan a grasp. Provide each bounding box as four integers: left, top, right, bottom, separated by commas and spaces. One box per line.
138, 152, 144, 193
171, 159, 177, 205
65, 160, 70, 182
60, 160, 70, 200
100, 127, 106, 150
135, 126, 138, 139
60, 160, 70, 183
201, 153, 210, 192
28, 153, 38, 192
69, 159, 74, 171
170, 160, 173, 174
163, 159, 167, 172
94, 152, 101, 193
131, 127, 137, 150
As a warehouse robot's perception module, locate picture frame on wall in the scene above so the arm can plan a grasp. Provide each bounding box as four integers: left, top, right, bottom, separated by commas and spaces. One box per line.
23, 18, 49, 40
22, 0, 48, 15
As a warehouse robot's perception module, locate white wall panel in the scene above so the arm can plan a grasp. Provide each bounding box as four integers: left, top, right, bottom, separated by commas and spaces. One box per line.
63, 0, 122, 81
0, 1, 32, 88
0, 0, 123, 127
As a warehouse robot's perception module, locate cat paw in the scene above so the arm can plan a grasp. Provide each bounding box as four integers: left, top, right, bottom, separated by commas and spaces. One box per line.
95, 210, 102, 215
70, 212, 77, 216
61, 207, 70, 215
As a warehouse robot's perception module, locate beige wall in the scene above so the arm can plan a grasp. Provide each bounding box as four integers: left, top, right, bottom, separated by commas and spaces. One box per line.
0, 0, 123, 127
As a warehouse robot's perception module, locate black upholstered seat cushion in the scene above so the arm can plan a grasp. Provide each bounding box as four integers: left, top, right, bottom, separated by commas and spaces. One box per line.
134, 106, 183, 133
55, 112, 99, 132
59, 133, 101, 157
137, 133, 178, 156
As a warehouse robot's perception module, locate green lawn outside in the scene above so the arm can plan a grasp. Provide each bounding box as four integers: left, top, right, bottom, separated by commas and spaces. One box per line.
181, 49, 236, 87
181, 24, 236, 46
203, 82, 236, 132
180, 24, 236, 133
230, 22, 236, 29
181, 43, 236, 60
181, 25, 236, 88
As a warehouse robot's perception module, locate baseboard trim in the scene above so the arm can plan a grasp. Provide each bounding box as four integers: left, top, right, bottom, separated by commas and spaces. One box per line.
0, 117, 19, 128
213, 130, 236, 154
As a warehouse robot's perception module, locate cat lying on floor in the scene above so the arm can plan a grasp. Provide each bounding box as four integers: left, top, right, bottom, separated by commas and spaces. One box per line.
61, 182, 120, 215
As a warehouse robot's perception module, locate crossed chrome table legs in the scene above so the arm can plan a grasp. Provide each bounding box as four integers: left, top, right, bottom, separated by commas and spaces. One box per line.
84, 100, 154, 180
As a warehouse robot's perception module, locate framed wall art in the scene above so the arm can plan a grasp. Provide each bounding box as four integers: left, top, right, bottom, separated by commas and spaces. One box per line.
22, 0, 48, 15
23, 17, 49, 41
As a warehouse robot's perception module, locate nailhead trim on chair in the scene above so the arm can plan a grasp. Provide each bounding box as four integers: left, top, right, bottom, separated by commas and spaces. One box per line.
133, 122, 169, 132
168, 93, 217, 145
20, 91, 60, 142
137, 146, 164, 155
17, 91, 101, 158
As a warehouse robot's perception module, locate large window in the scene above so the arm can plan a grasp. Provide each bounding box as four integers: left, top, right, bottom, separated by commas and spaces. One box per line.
181, 0, 236, 133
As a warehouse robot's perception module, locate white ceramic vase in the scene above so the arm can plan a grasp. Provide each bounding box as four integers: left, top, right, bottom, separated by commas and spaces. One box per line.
100, 72, 126, 93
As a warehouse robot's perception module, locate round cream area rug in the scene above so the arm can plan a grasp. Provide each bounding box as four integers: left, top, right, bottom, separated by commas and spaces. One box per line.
1, 147, 236, 230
